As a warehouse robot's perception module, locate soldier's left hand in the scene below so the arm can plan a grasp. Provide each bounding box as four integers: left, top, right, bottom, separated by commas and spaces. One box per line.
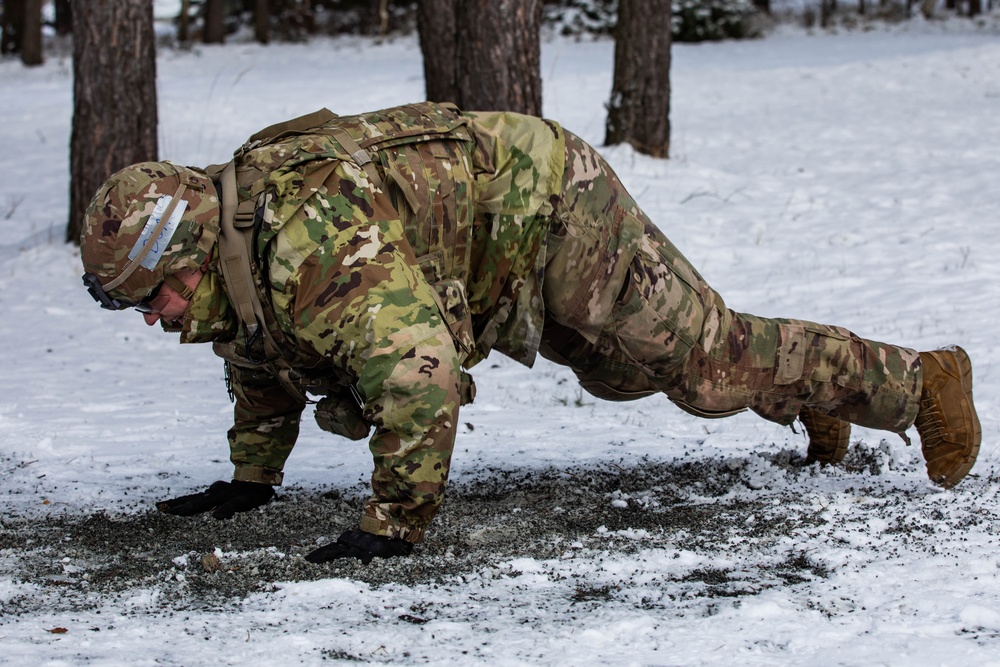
305, 529, 413, 564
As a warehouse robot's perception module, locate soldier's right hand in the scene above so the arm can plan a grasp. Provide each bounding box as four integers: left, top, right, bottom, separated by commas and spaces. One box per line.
157, 480, 275, 520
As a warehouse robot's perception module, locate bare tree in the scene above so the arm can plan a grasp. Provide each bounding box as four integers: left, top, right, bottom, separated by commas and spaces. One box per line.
604, 0, 672, 158
177, 0, 192, 42
68, 0, 158, 243
1, 0, 43, 64
417, 0, 542, 116
203, 0, 226, 43
21, 0, 42, 65
373, 0, 390, 35
54, 0, 73, 35
417, 0, 459, 104
1, 0, 24, 55
255, 0, 271, 44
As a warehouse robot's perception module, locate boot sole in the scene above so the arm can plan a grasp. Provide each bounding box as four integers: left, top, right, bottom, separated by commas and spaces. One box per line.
935, 346, 981, 488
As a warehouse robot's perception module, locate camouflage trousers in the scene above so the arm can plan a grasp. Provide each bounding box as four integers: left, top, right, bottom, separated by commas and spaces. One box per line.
539, 131, 922, 432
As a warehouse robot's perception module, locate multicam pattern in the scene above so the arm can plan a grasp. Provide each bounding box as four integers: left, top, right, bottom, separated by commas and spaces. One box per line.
86, 104, 928, 544
180, 104, 565, 542
463, 111, 565, 366
80, 162, 221, 305
541, 130, 922, 431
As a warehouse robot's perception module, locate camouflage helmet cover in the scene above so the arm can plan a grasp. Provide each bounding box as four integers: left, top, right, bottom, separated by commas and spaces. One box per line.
80, 161, 221, 307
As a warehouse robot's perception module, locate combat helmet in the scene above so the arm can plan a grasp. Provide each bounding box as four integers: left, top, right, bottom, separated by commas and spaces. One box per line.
81, 162, 220, 311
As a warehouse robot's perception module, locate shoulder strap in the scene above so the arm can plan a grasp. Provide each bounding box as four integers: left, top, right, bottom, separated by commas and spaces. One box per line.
216, 161, 314, 404
217, 161, 265, 338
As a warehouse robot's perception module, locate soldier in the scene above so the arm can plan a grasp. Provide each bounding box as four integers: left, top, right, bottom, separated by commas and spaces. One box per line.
80, 102, 980, 564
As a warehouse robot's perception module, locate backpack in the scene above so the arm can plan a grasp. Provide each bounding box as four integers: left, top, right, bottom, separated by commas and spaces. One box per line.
207, 102, 478, 404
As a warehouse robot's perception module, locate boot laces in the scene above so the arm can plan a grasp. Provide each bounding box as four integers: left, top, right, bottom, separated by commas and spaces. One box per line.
917, 394, 947, 450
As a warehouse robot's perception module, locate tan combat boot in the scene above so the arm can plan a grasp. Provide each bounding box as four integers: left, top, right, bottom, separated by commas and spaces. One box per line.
800, 407, 851, 465
915, 346, 981, 488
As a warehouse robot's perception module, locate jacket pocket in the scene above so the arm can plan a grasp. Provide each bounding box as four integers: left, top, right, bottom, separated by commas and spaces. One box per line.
427, 277, 475, 357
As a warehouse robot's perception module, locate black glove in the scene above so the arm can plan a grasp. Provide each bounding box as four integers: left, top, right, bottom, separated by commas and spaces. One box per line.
305, 529, 413, 564
157, 480, 275, 520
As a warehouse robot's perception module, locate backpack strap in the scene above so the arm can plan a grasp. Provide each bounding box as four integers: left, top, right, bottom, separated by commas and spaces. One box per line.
329, 127, 384, 188
329, 126, 423, 222
242, 108, 339, 151
216, 160, 313, 404
218, 162, 264, 339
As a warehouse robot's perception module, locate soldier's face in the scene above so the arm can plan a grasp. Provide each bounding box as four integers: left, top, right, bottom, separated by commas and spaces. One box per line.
141, 268, 204, 327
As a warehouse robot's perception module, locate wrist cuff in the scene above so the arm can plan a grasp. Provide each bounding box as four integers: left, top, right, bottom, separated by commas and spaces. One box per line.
233, 465, 283, 486
359, 515, 426, 544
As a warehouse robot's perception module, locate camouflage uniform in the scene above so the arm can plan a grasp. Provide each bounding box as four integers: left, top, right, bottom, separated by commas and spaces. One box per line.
178, 104, 564, 542
172, 103, 920, 543
540, 131, 922, 431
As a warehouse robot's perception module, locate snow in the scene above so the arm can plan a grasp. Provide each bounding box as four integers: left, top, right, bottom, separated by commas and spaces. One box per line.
3, 15, 1000, 666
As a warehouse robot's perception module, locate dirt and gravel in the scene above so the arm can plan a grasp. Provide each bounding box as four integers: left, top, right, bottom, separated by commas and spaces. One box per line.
3, 443, 960, 620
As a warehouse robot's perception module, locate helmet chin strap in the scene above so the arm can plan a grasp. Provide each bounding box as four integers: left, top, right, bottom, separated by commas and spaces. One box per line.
101, 183, 188, 294
162, 271, 197, 300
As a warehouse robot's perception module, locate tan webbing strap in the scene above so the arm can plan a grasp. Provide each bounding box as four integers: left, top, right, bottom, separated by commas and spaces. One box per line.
216, 161, 312, 404
102, 183, 188, 293
332, 127, 423, 220
217, 162, 261, 336
245, 108, 338, 147
163, 272, 196, 300
330, 128, 384, 189
383, 162, 422, 218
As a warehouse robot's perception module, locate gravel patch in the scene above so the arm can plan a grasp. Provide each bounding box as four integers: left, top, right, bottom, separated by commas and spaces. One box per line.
2, 445, 991, 619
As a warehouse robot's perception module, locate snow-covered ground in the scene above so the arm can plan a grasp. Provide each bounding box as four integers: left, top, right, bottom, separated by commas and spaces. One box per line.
2, 16, 1000, 666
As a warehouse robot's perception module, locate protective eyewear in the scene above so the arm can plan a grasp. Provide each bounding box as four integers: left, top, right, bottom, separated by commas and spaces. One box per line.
83, 272, 161, 313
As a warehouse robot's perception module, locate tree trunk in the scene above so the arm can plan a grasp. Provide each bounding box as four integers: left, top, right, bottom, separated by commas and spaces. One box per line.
55, 0, 73, 36
255, 0, 270, 44
604, 0, 671, 158
21, 0, 43, 66
68, 0, 158, 244
2, 0, 25, 55
417, 0, 459, 104
373, 0, 389, 35
454, 0, 542, 115
418, 0, 542, 115
177, 0, 191, 43
203, 0, 226, 43
820, 0, 836, 26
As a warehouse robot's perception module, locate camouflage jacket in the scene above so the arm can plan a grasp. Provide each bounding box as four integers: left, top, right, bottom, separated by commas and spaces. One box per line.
177, 103, 565, 542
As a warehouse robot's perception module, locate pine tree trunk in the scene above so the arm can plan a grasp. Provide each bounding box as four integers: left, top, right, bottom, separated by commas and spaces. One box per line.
55, 0, 73, 35
21, 0, 43, 66
417, 0, 459, 104
177, 0, 191, 43
203, 0, 225, 43
68, 0, 158, 244
373, 0, 389, 35
1, 0, 25, 55
605, 0, 671, 158
255, 0, 270, 44
455, 0, 542, 115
